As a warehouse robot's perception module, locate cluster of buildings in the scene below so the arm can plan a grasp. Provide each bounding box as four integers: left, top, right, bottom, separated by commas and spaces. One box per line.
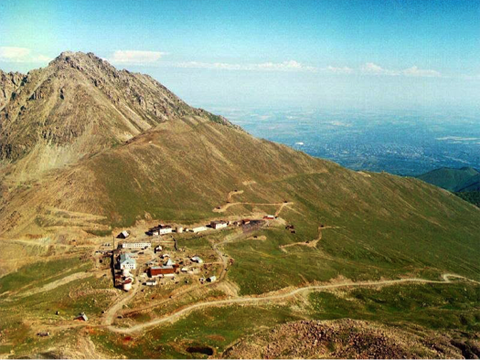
147, 224, 174, 236
115, 253, 137, 291
147, 254, 204, 279
110, 216, 259, 291
188, 220, 228, 233
144, 220, 229, 236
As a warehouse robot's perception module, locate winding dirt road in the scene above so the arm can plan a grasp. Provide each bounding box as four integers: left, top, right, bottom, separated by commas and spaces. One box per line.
103, 280, 140, 326
107, 273, 475, 334
280, 225, 338, 253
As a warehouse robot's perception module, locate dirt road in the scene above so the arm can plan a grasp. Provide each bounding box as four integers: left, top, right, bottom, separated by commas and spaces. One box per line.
227, 190, 244, 202
108, 273, 475, 334
213, 201, 293, 213
280, 225, 338, 253
103, 280, 140, 326
275, 202, 292, 217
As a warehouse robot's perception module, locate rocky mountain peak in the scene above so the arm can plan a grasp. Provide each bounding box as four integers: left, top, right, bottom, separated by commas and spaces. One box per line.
0, 51, 238, 177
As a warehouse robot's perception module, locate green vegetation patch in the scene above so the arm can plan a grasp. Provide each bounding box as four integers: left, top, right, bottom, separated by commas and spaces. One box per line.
455, 191, 480, 208
0, 257, 90, 295
309, 282, 480, 332
92, 304, 299, 358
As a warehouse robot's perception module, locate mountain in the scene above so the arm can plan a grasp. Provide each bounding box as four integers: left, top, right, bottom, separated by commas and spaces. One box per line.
458, 173, 480, 192
417, 167, 479, 192
1, 51, 479, 277
1, 52, 480, 358
0, 51, 233, 180
418, 167, 480, 207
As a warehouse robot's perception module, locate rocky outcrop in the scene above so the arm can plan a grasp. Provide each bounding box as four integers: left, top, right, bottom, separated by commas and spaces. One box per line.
0, 70, 24, 109
222, 319, 465, 359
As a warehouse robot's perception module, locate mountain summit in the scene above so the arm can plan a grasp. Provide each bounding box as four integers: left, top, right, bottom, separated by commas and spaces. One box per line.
0, 51, 232, 178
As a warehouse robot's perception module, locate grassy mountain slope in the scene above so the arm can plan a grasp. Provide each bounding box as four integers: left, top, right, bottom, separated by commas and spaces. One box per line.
2, 111, 479, 289
418, 167, 479, 192
418, 167, 480, 208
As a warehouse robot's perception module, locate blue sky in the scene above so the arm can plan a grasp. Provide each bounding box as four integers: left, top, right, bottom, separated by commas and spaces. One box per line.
1, 0, 479, 110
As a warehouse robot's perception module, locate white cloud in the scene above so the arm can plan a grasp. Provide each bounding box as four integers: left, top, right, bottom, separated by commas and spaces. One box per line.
402, 66, 441, 78
436, 136, 479, 141
361, 62, 441, 78
325, 65, 354, 74
174, 60, 317, 72
0, 46, 51, 63
0, 47, 30, 61
109, 50, 166, 65
361, 62, 399, 76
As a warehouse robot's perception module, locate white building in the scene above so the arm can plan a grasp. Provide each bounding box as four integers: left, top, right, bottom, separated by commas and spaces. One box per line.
159, 225, 173, 235
164, 258, 174, 266
123, 278, 133, 291
191, 226, 208, 233
119, 253, 136, 270
207, 276, 217, 283
211, 221, 228, 230
145, 280, 157, 286
154, 245, 163, 253
121, 242, 151, 249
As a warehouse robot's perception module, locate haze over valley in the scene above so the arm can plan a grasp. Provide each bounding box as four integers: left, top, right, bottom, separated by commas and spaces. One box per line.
210, 106, 480, 176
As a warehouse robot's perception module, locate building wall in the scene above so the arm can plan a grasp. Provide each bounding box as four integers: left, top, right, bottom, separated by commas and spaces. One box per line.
120, 261, 136, 270
122, 243, 151, 249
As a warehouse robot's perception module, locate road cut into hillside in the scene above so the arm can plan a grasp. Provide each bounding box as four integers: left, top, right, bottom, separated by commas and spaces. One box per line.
107, 273, 477, 334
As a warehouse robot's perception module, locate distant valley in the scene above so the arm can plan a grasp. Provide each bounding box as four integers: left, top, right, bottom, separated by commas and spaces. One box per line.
212, 107, 480, 176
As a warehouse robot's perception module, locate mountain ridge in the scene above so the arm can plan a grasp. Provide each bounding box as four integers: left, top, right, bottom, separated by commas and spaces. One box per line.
417, 166, 479, 192
0, 51, 235, 179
